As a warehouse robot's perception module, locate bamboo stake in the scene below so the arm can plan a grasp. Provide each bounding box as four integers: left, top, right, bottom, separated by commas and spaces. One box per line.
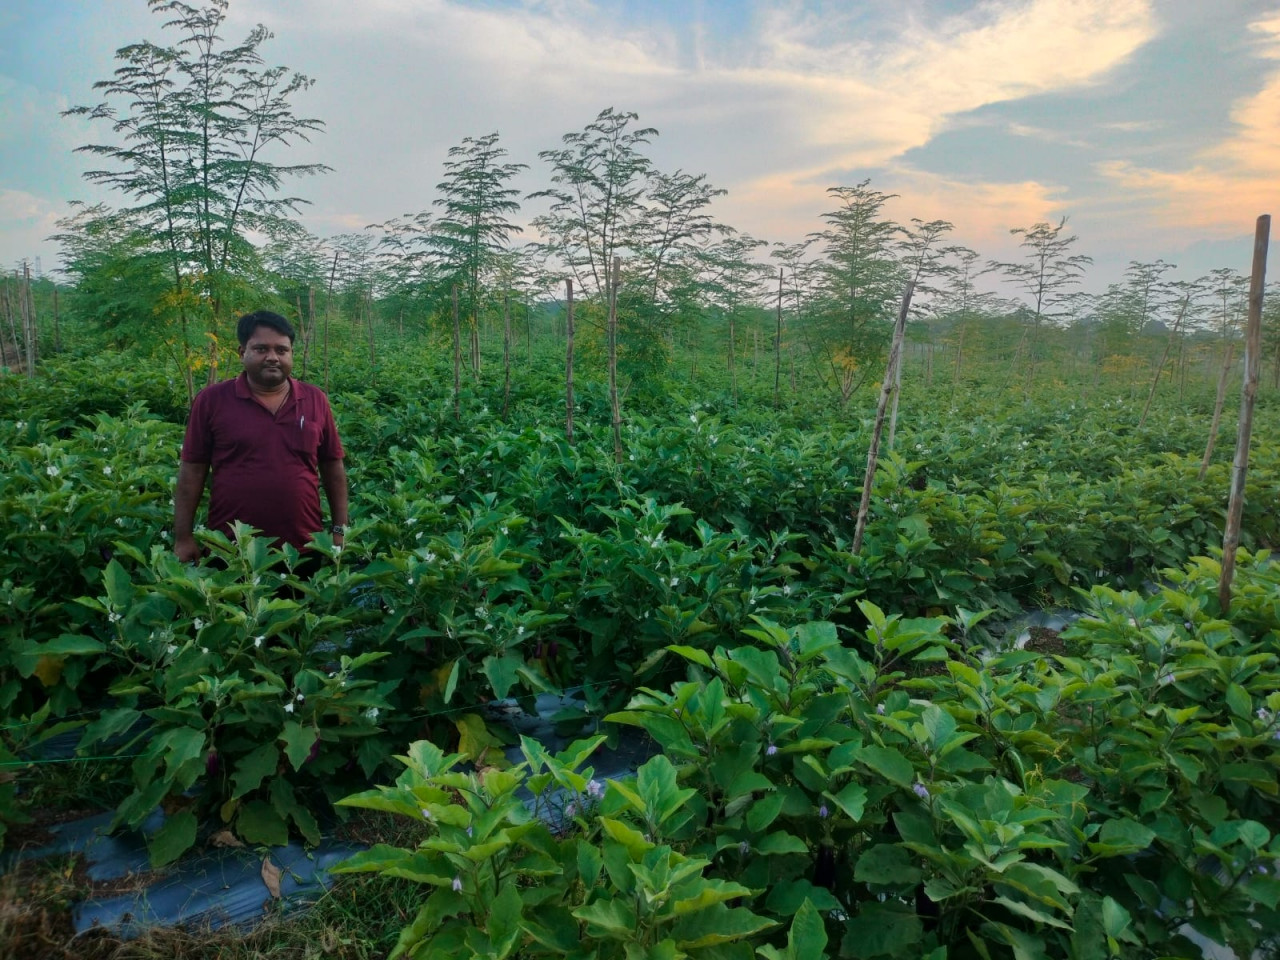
304, 284, 315, 379
52, 287, 60, 354
452, 285, 462, 423
608, 258, 623, 464
728, 312, 737, 399
1219, 214, 1270, 612
1200, 343, 1236, 482
852, 282, 915, 555
565, 279, 575, 445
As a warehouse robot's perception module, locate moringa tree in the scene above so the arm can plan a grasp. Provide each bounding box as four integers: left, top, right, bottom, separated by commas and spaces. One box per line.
432, 132, 527, 378
63, 0, 329, 395
530, 107, 657, 301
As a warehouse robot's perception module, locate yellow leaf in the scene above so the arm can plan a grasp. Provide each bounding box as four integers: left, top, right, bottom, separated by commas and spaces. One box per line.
33, 656, 64, 688
209, 829, 245, 849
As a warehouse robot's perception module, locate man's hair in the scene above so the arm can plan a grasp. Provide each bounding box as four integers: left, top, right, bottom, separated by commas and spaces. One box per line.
236, 311, 296, 347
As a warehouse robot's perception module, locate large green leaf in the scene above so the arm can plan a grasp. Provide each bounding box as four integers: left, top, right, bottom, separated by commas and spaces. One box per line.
149, 809, 197, 867
233, 743, 280, 799
237, 798, 289, 847
279, 721, 318, 772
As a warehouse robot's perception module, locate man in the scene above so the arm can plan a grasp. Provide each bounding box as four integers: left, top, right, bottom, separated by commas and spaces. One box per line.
174, 310, 348, 566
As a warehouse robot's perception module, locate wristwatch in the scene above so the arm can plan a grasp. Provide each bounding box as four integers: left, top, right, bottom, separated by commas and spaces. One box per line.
329, 523, 347, 536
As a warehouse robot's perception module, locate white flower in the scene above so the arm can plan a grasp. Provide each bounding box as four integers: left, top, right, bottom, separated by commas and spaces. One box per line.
252, 575, 260, 585
500, 526, 508, 535
333, 545, 342, 555
115, 517, 125, 526
669, 577, 680, 587
415, 531, 423, 540
425, 551, 436, 563
364, 706, 380, 721
39, 524, 46, 532
284, 702, 295, 714
160, 530, 170, 541
689, 414, 697, 423
166, 644, 178, 656
15, 421, 25, 430
421, 807, 432, 820
102, 466, 113, 476
295, 693, 305, 702
406, 517, 417, 526
108, 611, 122, 623
201, 647, 209, 655
46, 464, 60, 477
254, 636, 264, 648
194, 618, 205, 630
407, 576, 414, 586
516, 625, 525, 636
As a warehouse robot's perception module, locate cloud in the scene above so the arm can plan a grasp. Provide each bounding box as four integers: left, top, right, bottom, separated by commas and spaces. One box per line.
0, 189, 65, 271
1096, 12, 1280, 236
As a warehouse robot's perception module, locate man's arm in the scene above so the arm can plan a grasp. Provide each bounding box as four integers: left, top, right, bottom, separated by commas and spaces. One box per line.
319, 458, 349, 545
174, 460, 210, 561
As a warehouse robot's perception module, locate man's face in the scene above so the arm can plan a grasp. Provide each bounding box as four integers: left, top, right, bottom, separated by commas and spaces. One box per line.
240, 326, 293, 390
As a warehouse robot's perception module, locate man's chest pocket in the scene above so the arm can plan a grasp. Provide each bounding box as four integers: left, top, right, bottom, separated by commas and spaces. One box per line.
286, 417, 324, 459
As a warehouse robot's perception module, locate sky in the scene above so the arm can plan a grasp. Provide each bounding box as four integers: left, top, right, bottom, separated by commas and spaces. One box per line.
1, 0, 1278, 296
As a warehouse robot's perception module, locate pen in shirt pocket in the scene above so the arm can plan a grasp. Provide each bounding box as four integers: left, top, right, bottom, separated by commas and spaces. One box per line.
299, 415, 305, 430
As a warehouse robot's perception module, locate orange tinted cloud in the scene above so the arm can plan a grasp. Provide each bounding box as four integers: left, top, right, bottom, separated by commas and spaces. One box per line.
1098, 13, 1280, 234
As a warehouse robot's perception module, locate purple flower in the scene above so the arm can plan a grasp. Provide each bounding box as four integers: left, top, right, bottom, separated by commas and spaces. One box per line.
451, 876, 463, 893
587, 779, 605, 799
875, 703, 886, 715
818, 804, 829, 819
765, 743, 778, 757
739, 840, 750, 855
912, 782, 930, 800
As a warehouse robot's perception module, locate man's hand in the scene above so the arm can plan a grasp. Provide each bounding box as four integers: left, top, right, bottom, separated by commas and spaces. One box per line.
174, 534, 202, 563
174, 460, 210, 562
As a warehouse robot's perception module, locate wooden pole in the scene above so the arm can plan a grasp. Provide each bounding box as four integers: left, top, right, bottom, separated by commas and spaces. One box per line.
1200, 343, 1236, 481
565, 279, 575, 445
52, 287, 60, 354
608, 258, 623, 464
852, 282, 915, 555
1219, 214, 1270, 612
452, 284, 461, 423
304, 284, 315, 379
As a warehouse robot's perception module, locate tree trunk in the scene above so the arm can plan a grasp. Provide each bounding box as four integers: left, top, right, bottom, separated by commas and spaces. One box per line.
1139, 293, 1191, 428
565, 279, 576, 445
774, 268, 783, 410
1219, 214, 1270, 612
1200, 343, 1236, 481
853, 283, 915, 555
887, 332, 905, 451
502, 292, 512, 420
452, 285, 462, 423
728, 312, 737, 399
324, 251, 338, 394
608, 260, 623, 464
21, 264, 36, 378
0, 281, 13, 369
52, 287, 60, 354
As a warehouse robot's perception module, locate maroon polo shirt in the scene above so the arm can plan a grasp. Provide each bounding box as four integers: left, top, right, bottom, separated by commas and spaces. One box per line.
181, 373, 344, 549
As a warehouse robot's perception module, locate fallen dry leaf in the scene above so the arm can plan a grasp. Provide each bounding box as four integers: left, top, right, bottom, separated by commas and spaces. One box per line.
209, 829, 245, 849
261, 856, 283, 898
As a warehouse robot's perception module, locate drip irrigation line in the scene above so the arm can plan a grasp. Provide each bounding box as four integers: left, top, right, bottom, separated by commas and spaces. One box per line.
1, 753, 142, 768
